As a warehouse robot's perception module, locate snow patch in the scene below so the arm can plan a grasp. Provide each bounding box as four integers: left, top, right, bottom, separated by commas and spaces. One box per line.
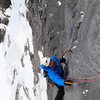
0, 0, 47, 100
0, 24, 6, 30
0, 43, 11, 100
38, 51, 44, 63
4, 7, 12, 17
82, 89, 88, 94
0, 10, 5, 19
57, 1, 62, 6
34, 72, 47, 100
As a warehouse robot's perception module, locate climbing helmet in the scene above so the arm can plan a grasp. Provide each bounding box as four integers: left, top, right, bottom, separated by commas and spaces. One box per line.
41, 57, 50, 66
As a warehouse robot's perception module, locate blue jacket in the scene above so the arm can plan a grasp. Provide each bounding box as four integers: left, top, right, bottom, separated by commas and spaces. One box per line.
40, 56, 67, 86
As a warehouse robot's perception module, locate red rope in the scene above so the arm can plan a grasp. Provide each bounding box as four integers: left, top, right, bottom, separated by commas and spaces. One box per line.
67, 77, 100, 83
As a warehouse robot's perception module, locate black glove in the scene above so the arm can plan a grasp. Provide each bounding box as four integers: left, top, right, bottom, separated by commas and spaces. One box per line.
64, 80, 74, 86
61, 57, 66, 63
43, 71, 48, 77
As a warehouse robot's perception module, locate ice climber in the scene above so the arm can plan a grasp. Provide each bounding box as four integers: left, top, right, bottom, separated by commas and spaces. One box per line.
39, 56, 74, 100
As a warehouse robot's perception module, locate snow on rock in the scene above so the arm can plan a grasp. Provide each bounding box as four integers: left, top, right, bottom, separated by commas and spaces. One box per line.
4, 7, 12, 17
38, 51, 48, 100
0, 0, 47, 100
57, 1, 62, 6
33, 72, 47, 100
0, 23, 6, 29
82, 89, 89, 95
0, 10, 6, 19
0, 0, 34, 100
38, 51, 44, 63
0, 43, 11, 100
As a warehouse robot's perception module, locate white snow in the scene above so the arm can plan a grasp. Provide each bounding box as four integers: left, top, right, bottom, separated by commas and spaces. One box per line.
0, 0, 47, 100
0, 43, 11, 100
72, 46, 77, 49
79, 11, 85, 23
82, 89, 88, 94
86, 90, 88, 92
38, 51, 44, 62
0, 10, 5, 19
38, 51, 48, 100
33, 72, 47, 100
4, 7, 12, 17
0, 23, 6, 30
57, 1, 62, 6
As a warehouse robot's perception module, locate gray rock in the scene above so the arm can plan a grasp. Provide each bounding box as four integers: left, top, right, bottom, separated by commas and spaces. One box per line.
27, 0, 100, 100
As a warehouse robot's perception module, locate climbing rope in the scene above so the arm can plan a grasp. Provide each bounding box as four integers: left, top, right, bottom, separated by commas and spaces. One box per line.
67, 74, 100, 83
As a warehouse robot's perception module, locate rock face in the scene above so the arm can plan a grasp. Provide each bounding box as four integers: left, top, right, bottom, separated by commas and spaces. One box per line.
66, 0, 100, 99
27, 0, 100, 100
0, 0, 11, 9
66, 0, 100, 77
0, 0, 10, 43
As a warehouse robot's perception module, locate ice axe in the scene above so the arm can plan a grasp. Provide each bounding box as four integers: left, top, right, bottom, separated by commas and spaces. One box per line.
59, 49, 73, 65
61, 45, 77, 58
61, 49, 73, 58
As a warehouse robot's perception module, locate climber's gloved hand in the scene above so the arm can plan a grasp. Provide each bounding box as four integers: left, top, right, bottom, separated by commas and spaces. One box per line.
64, 80, 74, 86
61, 57, 66, 63
43, 71, 48, 77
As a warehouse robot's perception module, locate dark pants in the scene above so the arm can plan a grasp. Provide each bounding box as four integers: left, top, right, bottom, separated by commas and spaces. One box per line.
55, 85, 65, 100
